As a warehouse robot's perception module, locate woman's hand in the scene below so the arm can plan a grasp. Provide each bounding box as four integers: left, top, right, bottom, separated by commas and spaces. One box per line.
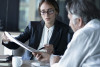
44, 44, 54, 54
32, 44, 54, 62
32, 52, 51, 62
2, 32, 10, 43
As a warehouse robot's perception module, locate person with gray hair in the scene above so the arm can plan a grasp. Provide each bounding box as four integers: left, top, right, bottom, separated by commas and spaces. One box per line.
34, 0, 100, 67
50, 0, 100, 67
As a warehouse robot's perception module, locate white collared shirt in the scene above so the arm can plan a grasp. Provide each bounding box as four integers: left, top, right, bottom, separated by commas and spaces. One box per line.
51, 19, 100, 67
38, 25, 54, 50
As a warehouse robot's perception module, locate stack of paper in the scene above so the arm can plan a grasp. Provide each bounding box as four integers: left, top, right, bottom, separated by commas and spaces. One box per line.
0, 55, 12, 66
0, 61, 12, 66
0, 55, 9, 62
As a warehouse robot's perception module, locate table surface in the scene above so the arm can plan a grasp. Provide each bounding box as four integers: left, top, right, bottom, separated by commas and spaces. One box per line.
0, 55, 50, 67
22, 60, 50, 67
0, 60, 50, 67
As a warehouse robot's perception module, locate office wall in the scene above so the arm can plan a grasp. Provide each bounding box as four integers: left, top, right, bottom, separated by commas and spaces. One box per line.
0, 0, 7, 31
0, 0, 19, 31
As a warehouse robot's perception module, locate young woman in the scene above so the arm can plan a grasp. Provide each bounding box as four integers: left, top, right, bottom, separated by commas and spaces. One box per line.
2, 0, 70, 61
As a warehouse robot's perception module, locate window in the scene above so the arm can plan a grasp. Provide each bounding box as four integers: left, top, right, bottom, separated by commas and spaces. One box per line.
19, 0, 41, 32
57, 0, 69, 25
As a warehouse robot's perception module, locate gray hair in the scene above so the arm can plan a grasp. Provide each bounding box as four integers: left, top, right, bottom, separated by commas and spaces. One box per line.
66, 0, 100, 24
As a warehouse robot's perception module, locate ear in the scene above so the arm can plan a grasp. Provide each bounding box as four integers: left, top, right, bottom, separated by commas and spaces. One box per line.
78, 18, 83, 27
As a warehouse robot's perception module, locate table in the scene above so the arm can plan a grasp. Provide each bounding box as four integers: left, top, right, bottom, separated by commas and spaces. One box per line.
22, 60, 50, 67
0, 60, 50, 67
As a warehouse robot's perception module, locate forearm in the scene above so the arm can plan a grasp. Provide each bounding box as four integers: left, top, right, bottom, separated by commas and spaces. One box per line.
2, 41, 19, 49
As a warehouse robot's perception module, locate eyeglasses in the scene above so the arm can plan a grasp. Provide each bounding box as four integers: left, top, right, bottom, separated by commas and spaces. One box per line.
40, 9, 55, 15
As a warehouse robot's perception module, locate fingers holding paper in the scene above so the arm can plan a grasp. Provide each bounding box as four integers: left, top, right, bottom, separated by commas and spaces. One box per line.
2, 32, 11, 44
32, 52, 50, 62
32, 44, 54, 62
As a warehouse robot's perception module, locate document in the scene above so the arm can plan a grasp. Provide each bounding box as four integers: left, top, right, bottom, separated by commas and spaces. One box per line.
0, 61, 12, 66
5, 31, 42, 53
0, 55, 9, 61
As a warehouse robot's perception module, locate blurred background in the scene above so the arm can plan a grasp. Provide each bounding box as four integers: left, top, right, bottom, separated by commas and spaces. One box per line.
0, 0, 100, 32
0, 0, 70, 32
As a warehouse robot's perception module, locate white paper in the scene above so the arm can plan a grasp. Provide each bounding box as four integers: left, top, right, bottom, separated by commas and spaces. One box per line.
4, 31, 41, 52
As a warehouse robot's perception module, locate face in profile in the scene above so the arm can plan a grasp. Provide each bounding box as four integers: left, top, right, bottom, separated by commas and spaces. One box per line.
68, 13, 80, 32
40, 2, 58, 25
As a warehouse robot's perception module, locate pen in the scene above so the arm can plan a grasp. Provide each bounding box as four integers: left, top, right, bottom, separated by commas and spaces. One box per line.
39, 47, 45, 50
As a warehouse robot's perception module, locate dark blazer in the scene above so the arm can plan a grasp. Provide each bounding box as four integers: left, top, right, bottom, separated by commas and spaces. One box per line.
2, 20, 71, 60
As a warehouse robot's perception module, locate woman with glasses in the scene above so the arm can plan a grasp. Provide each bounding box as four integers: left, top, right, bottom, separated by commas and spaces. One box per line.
2, 0, 70, 61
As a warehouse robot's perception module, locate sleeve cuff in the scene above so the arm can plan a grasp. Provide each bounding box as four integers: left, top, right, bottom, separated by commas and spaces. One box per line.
3, 41, 9, 44
51, 63, 58, 67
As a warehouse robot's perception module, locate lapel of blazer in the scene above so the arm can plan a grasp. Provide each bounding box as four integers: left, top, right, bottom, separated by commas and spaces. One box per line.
34, 20, 44, 49
38, 20, 44, 42
49, 20, 60, 44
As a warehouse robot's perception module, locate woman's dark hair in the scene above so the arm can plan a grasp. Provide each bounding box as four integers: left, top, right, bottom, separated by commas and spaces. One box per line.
38, 0, 59, 15
66, 0, 100, 24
